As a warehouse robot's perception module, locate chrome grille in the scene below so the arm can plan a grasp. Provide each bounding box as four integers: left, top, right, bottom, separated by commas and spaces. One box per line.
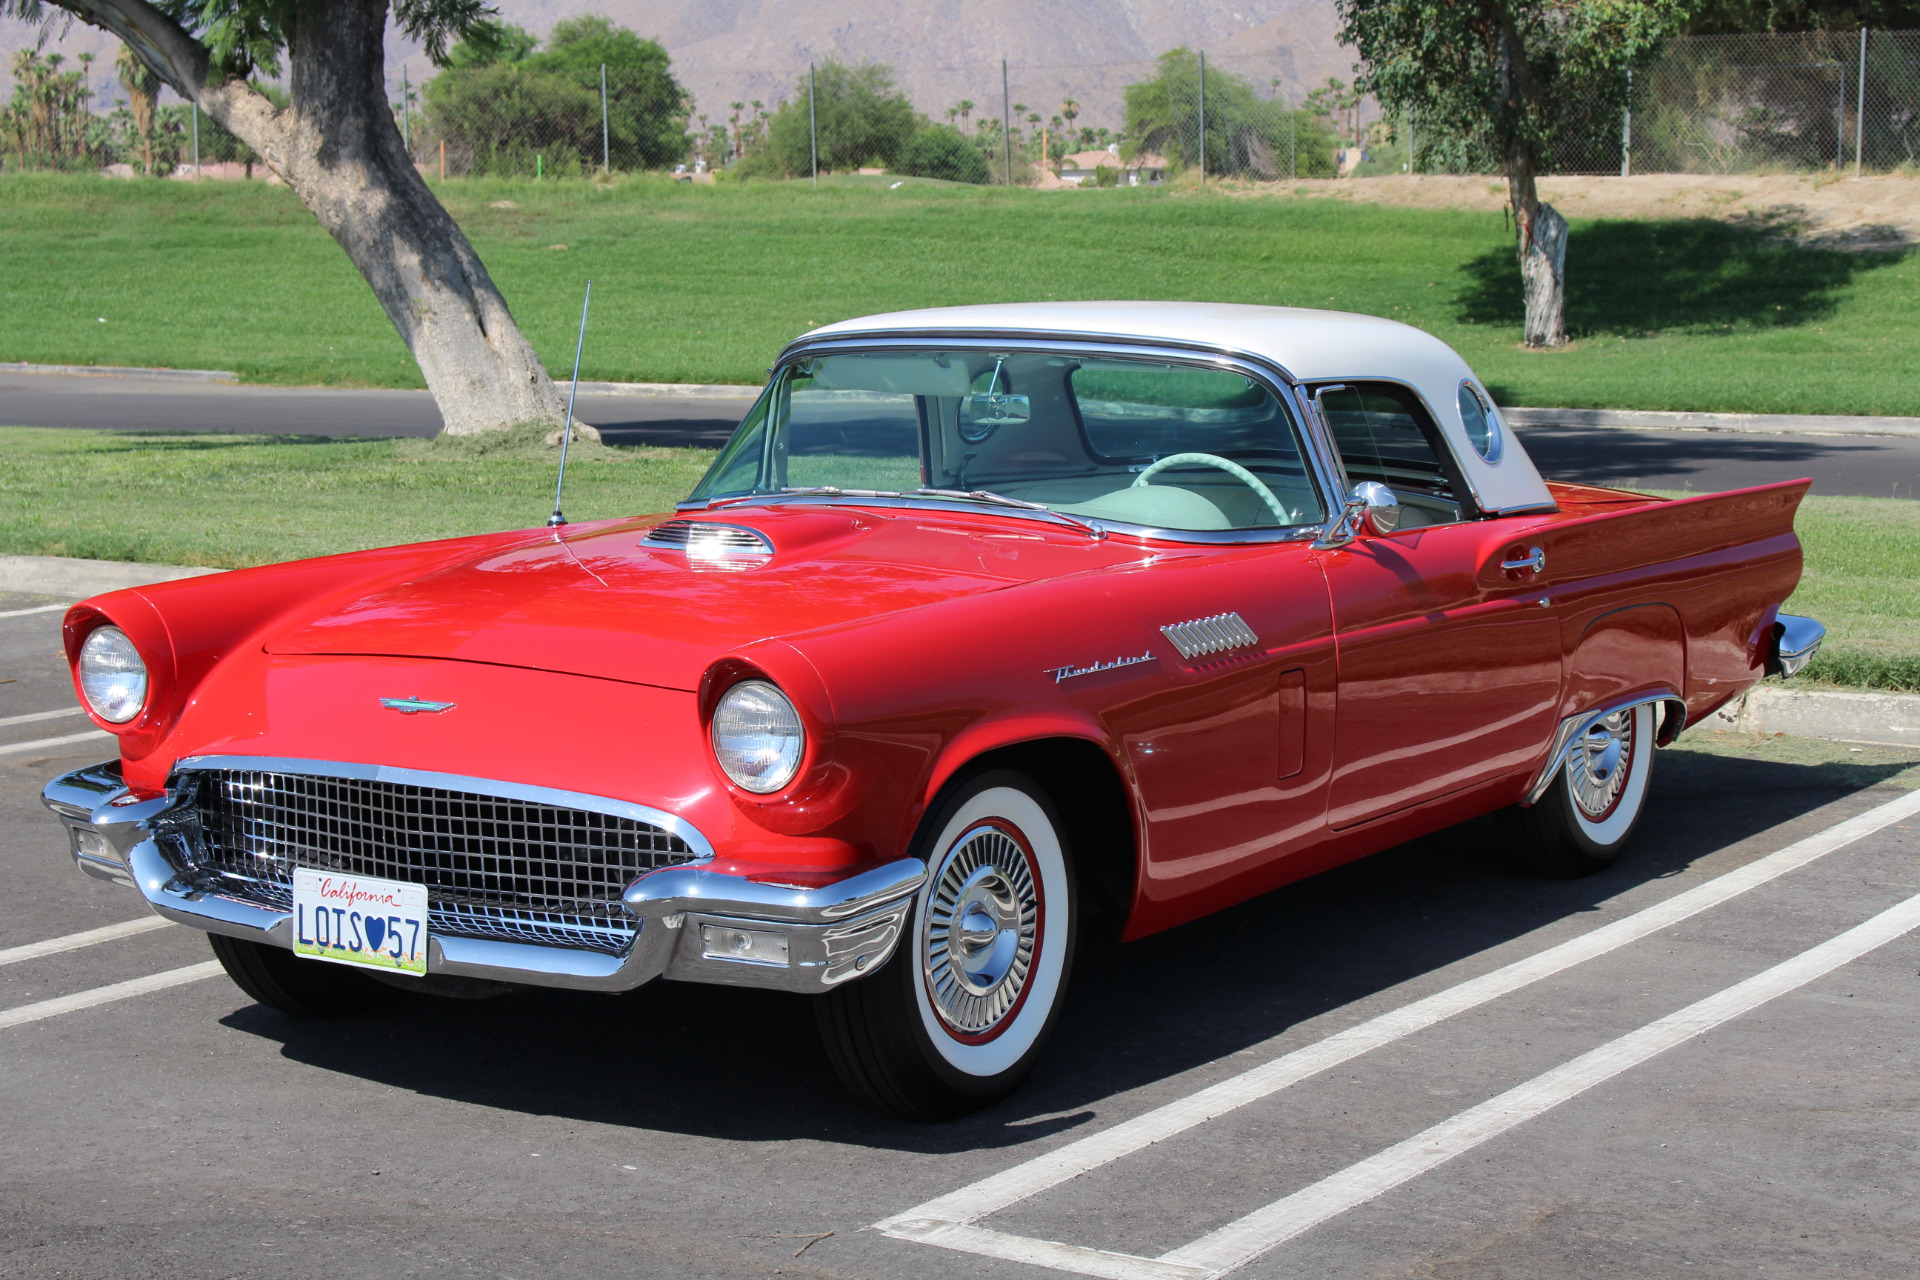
1161, 612, 1260, 660
642, 520, 772, 557
177, 769, 698, 955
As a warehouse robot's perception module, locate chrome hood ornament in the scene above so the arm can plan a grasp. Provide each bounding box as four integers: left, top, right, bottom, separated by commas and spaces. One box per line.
380, 696, 456, 715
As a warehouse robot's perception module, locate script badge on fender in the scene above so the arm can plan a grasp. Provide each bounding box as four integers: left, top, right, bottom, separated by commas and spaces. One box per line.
292, 868, 429, 976
380, 696, 456, 715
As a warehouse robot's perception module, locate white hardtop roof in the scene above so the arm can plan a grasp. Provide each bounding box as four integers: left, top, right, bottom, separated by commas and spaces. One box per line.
799, 301, 1555, 516
803, 301, 1448, 386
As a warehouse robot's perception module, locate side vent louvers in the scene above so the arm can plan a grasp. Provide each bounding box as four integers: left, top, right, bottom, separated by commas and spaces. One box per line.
642, 520, 774, 559
1161, 612, 1260, 660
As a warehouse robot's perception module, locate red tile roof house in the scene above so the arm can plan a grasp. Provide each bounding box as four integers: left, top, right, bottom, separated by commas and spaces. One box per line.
1056, 145, 1169, 187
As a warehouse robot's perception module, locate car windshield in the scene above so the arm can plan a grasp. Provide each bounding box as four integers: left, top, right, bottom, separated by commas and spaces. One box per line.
685, 349, 1326, 533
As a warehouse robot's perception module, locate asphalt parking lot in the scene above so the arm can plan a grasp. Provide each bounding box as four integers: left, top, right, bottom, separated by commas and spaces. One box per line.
4, 588, 1919, 1280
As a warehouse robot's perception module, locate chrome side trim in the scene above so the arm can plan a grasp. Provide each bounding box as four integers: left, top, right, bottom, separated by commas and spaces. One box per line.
171, 755, 716, 861
1522, 690, 1687, 807
1769, 613, 1826, 679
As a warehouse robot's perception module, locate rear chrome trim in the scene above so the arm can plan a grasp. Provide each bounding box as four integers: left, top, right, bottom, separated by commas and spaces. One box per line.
1769, 613, 1826, 678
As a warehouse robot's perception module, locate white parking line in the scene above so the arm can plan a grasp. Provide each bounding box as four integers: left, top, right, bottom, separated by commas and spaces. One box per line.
0, 917, 172, 967
0, 729, 111, 756
878, 785, 1920, 1253
0, 603, 70, 619
1160, 888, 1920, 1276
0, 706, 84, 728
0, 961, 223, 1030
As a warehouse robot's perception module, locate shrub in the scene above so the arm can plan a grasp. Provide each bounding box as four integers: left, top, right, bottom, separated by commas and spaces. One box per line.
898, 125, 990, 183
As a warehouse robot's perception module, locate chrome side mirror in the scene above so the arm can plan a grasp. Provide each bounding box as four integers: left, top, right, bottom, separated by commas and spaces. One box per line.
1313, 481, 1402, 549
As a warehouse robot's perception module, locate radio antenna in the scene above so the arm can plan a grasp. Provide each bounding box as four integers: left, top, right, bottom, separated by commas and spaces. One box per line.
547, 278, 593, 528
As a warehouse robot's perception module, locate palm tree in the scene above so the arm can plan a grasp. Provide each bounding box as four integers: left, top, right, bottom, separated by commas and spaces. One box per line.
957, 99, 974, 129
115, 42, 159, 174
1060, 98, 1078, 132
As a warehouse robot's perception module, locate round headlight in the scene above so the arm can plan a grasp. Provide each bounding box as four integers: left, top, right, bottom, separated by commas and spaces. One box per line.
711, 680, 804, 794
79, 625, 148, 724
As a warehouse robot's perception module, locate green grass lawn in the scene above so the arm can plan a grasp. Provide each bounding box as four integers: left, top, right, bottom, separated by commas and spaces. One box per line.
2, 173, 1916, 416
1, 426, 1910, 689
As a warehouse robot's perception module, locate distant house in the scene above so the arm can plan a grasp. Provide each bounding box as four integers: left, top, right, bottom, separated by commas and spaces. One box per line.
1056, 145, 1169, 187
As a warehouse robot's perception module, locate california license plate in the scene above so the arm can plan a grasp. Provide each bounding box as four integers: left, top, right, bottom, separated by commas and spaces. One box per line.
292, 868, 428, 976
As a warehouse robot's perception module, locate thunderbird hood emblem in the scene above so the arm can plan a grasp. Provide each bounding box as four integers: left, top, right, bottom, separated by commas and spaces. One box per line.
379, 696, 456, 715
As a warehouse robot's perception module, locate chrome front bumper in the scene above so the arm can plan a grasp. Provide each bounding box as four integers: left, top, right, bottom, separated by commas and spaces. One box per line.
42, 762, 924, 996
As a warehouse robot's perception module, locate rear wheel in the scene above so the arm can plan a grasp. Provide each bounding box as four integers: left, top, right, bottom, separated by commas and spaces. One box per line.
1503, 703, 1655, 878
815, 769, 1077, 1121
208, 933, 392, 1018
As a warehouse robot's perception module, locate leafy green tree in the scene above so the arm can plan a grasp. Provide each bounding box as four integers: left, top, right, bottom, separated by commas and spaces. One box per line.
1, 0, 564, 435
756, 59, 917, 175
1685, 0, 1920, 29
1340, 0, 1686, 346
426, 17, 687, 174
897, 124, 990, 183
1125, 49, 1336, 178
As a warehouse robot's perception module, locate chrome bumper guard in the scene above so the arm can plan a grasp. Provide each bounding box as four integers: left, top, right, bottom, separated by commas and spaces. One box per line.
1768, 612, 1826, 679
41, 762, 925, 996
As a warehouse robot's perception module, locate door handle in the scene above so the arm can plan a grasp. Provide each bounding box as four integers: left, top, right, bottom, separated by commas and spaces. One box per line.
1500, 546, 1546, 574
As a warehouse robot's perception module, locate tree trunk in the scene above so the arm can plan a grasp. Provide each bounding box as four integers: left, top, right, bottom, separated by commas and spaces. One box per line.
1505, 142, 1568, 348
72, 0, 562, 435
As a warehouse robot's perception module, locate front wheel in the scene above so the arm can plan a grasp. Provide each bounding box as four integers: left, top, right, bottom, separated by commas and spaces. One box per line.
1502, 703, 1656, 877
815, 769, 1077, 1121
208, 933, 392, 1018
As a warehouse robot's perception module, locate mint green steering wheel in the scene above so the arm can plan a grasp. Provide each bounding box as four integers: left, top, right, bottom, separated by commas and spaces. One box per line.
1132, 452, 1293, 525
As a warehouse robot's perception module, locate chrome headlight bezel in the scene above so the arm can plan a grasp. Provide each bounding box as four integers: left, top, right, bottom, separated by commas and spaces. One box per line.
710, 679, 806, 795
77, 625, 149, 725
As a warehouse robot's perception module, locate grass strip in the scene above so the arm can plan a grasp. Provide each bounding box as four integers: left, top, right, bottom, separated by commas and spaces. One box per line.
3, 173, 1916, 417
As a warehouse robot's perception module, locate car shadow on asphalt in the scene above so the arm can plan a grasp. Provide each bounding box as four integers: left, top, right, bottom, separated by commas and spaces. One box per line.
224, 750, 1916, 1155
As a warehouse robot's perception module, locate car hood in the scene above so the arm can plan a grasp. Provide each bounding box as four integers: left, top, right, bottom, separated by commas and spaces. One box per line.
264, 505, 1143, 690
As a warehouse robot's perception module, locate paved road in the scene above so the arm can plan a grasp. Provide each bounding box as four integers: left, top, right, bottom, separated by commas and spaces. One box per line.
5, 370, 1918, 499
5, 591, 1919, 1279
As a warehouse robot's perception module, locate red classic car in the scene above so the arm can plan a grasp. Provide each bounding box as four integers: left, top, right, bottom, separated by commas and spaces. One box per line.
44, 302, 1824, 1120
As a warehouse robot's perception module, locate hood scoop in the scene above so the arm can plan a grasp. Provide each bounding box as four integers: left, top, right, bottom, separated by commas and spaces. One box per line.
642, 520, 774, 562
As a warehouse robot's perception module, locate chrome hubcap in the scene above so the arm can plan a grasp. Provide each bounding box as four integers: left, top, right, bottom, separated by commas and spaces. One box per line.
923, 822, 1039, 1037
1566, 709, 1635, 820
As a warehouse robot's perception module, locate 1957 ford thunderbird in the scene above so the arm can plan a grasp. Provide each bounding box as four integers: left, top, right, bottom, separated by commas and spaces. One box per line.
44, 302, 1825, 1119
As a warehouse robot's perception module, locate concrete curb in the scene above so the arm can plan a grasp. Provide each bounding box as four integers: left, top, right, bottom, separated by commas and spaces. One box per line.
1504, 406, 1920, 439
1, 362, 238, 384
1701, 684, 1920, 747
564, 379, 759, 399
0, 555, 222, 599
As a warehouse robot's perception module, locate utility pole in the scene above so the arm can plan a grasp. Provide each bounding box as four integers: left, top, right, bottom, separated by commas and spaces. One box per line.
1002, 60, 1012, 184
191, 101, 199, 178
808, 64, 818, 185
1289, 99, 1295, 179
600, 63, 610, 172
1197, 51, 1206, 183
1407, 104, 1415, 173
1855, 27, 1868, 177
401, 65, 411, 153
1620, 66, 1633, 177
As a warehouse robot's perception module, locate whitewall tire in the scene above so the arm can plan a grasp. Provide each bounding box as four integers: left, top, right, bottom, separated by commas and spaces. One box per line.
816, 769, 1077, 1120
1503, 703, 1656, 877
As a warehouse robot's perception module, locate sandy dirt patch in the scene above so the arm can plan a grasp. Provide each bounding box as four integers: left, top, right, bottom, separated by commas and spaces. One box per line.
1229, 172, 1920, 247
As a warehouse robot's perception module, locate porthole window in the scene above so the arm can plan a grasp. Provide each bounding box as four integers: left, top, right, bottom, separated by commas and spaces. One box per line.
1457, 382, 1501, 463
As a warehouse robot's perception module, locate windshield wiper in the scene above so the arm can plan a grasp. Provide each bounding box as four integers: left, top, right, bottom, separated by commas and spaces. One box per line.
914, 488, 1105, 539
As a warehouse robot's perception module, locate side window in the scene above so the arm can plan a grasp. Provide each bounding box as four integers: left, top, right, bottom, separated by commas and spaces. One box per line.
1317, 385, 1474, 525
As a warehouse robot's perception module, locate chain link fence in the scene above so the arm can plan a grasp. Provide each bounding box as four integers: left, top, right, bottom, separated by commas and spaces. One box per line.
7, 32, 1917, 181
